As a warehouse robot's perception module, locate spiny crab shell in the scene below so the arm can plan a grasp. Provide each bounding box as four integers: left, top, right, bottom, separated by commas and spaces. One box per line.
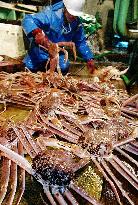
32, 149, 76, 188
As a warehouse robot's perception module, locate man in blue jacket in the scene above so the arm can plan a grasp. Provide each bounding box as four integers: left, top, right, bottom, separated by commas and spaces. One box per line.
22, 0, 95, 75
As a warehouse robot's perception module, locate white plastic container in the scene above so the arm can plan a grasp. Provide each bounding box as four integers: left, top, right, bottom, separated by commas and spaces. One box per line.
0, 23, 26, 58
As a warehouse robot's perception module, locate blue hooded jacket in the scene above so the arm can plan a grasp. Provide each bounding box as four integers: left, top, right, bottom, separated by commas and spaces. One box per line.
22, 1, 94, 72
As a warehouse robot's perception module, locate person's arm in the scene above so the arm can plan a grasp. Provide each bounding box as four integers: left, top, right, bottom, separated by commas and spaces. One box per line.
22, 8, 57, 58
22, 8, 50, 37
72, 22, 95, 73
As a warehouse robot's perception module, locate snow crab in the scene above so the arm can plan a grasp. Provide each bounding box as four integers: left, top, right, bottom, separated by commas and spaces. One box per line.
40, 41, 76, 74
95, 66, 129, 82
0, 123, 101, 205
0, 70, 137, 205
0, 70, 101, 113
0, 121, 137, 205
0, 86, 137, 205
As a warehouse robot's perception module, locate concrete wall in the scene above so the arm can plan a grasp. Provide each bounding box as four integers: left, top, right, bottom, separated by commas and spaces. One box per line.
84, 0, 115, 48
84, 0, 114, 24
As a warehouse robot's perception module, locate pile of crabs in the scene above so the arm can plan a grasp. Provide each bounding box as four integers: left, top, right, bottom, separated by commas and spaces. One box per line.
0, 41, 137, 205
0, 68, 137, 205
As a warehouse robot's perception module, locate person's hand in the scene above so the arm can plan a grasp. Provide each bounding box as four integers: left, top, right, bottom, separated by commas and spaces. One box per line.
87, 59, 95, 74
32, 28, 49, 47
32, 28, 58, 58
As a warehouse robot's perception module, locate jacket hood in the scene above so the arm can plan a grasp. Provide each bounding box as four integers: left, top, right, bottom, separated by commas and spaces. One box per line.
52, 1, 64, 11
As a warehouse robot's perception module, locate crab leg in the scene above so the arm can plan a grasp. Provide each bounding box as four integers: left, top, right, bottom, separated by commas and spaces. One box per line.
65, 117, 86, 133
101, 160, 134, 205
114, 127, 138, 149
109, 156, 138, 190
0, 157, 11, 204
53, 191, 68, 205
14, 142, 25, 205
4, 145, 18, 205
9, 95, 35, 105
44, 187, 57, 205
18, 92, 36, 104
122, 94, 138, 107
113, 137, 135, 148
6, 99, 34, 109
58, 42, 76, 61
55, 110, 77, 119
122, 144, 138, 155
0, 144, 33, 175
115, 147, 138, 167
36, 137, 90, 159
37, 137, 71, 152
126, 107, 138, 113
45, 121, 79, 143
20, 125, 41, 154
129, 141, 138, 149
91, 157, 121, 205
121, 107, 138, 117
60, 120, 83, 137
64, 189, 79, 205
70, 182, 102, 205
50, 57, 59, 73
37, 112, 79, 143
121, 112, 134, 120
13, 126, 37, 158
59, 47, 68, 63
